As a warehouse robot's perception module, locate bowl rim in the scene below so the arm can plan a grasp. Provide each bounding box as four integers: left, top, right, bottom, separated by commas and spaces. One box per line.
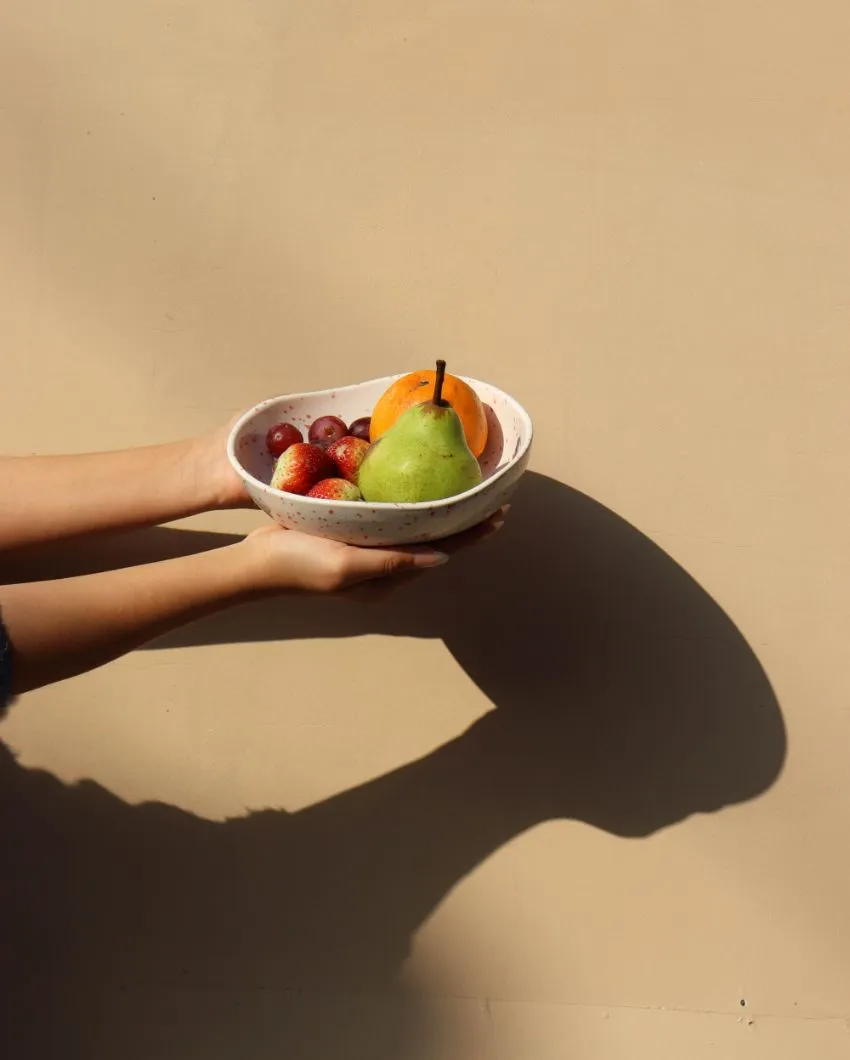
226, 373, 534, 511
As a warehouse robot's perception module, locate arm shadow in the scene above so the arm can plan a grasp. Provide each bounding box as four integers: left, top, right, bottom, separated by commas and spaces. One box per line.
0, 472, 785, 1058
147, 470, 787, 838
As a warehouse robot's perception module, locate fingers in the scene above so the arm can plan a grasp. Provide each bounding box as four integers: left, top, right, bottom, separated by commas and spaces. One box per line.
340, 545, 449, 588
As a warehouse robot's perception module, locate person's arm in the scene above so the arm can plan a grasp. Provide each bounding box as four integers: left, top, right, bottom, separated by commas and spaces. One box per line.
0, 525, 457, 696
0, 421, 248, 552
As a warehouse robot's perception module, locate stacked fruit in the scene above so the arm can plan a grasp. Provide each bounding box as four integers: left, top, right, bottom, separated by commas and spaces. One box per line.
267, 415, 371, 500
265, 360, 489, 504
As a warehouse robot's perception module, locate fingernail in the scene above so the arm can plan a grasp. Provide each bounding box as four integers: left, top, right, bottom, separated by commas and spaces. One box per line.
414, 551, 449, 568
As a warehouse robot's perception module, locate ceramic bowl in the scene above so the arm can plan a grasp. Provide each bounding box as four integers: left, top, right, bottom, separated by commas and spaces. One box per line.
227, 374, 533, 546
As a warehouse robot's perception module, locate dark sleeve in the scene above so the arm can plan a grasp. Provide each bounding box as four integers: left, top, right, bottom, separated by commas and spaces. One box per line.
0, 612, 11, 713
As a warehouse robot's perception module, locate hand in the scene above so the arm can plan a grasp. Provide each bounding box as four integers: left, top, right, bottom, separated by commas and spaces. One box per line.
240, 510, 508, 594
194, 414, 255, 510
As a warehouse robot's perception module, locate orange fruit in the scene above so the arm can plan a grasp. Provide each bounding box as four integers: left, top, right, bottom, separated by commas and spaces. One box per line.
370, 369, 488, 457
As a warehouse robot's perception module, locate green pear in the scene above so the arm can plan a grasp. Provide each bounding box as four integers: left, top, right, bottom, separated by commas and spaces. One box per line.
359, 360, 483, 503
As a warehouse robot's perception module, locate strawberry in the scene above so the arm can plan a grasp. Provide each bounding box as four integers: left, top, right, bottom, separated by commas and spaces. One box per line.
327, 436, 370, 483
306, 478, 362, 501
270, 443, 336, 495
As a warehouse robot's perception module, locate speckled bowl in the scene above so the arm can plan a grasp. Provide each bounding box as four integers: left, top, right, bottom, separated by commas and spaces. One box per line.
227, 374, 533, 546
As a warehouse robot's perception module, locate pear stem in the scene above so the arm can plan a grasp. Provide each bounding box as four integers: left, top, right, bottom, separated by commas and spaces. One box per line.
433, 359, 447, 407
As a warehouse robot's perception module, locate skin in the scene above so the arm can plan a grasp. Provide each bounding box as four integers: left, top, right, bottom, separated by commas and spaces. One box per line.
0, 422, 247, 551
0, 416, 504, 696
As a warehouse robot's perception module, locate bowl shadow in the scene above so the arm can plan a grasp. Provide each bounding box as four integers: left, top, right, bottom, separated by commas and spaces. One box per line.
0, 472, 786, 1057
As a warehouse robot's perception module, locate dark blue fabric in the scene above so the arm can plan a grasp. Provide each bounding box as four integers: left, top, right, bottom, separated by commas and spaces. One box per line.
0, 615, 11, 711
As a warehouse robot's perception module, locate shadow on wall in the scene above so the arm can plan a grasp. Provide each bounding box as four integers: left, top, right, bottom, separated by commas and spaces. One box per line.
0, 473, 786, 1058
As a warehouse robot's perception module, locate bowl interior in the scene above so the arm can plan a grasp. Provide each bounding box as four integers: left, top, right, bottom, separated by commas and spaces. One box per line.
232, 375, 529, 500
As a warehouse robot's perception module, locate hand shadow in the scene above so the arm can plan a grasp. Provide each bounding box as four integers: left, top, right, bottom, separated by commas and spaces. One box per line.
0, 472, 785, 1058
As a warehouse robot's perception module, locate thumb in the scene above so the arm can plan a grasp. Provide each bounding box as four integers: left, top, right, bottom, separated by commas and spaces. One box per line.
342, 545, 450, 587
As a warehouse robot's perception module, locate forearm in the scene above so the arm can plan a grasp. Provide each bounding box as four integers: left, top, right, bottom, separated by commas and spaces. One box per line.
0, 436, 228, 551
0, 513, 474, 696
0, 543, 261, 694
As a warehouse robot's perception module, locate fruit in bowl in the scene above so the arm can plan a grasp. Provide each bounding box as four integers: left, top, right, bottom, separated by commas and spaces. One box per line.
326, 435, 370, 483
358, 360, 482, 503
308, 415, 348, 448
270, 442, 336, 495
265, 422, 302, 457
306, 478, 362, 501
370, 365, 488, 457
227, 362, 532, 547
347, 417, 372, 441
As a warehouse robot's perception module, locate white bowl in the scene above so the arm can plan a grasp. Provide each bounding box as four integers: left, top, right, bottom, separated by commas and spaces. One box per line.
227, 374, 533, 546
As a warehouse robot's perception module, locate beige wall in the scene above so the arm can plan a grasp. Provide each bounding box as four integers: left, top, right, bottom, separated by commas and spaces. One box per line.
2, 2, 849, 1057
